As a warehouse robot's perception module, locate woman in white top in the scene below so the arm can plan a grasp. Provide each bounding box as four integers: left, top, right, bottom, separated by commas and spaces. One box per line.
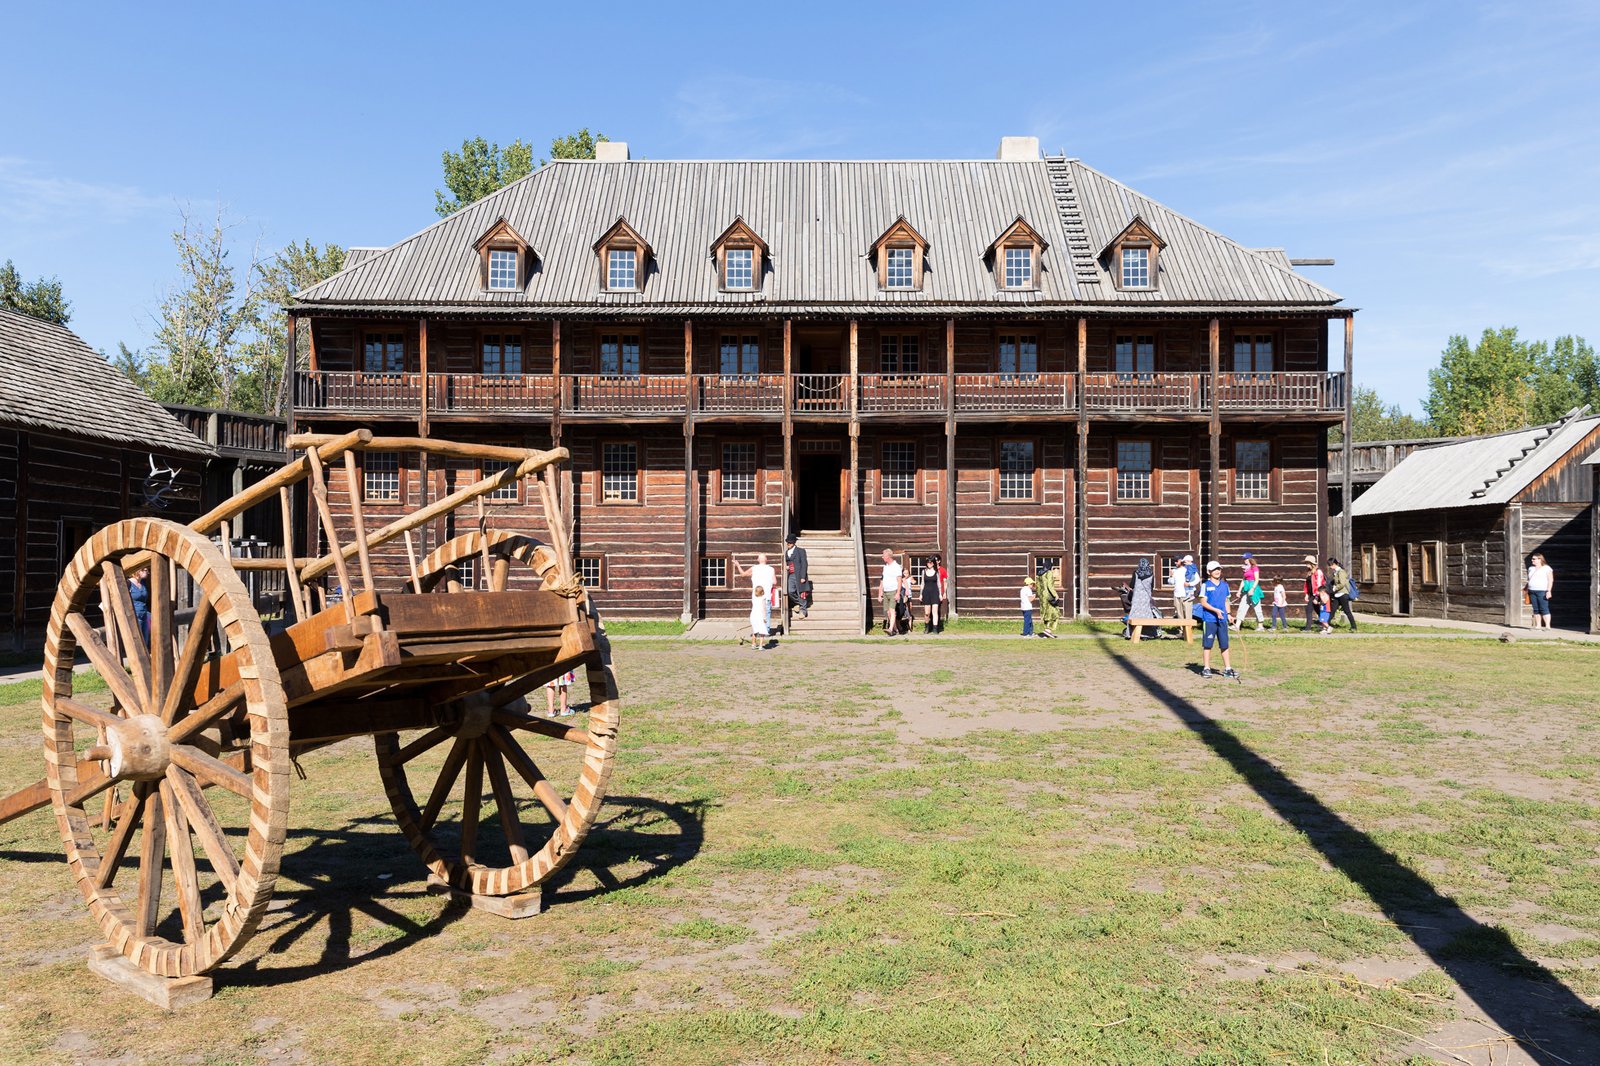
1525, 553, 1555, 629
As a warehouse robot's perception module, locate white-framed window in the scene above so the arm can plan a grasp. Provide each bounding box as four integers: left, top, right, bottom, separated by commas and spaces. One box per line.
1032, 554, 1062, 579
578, 555, 605, 589
363, 332, 405, 374
724, 247, 754, 290
1121, 246, 1150, 288
1235, 440, 1271, 501
718, 335, 759, 376
487, 248, 519, 290
363, 452, 401, 503
998, 440, 1035, 501
482, 334, 523, 376
1233, 335, 1275, 376
601, 442, 639, 502
483, 456, 518, 501
881, 334, 920, 375
885, 246, 915, 289
1116, 440, 1153, 502
607, 247, 637, 290
998, 334, 1039, 377
1003, 246, 1033, 289
881, 441, 917, 501
600, 334, 641, 377
700, 556, 729, 589
1114, 334, 1155, 376
720, 442, 757, 502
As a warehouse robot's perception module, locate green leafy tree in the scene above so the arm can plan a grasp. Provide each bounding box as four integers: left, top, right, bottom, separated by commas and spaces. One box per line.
434, 129, 607, 216
0, 259, 71, 324
1425, 327, 1541, 436
246, 240, 346, 414
1527, 334, 1599, 424
1331, 386, 1435, 444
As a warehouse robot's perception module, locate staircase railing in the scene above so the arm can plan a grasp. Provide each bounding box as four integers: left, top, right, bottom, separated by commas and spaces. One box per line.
848, 488, 867, 635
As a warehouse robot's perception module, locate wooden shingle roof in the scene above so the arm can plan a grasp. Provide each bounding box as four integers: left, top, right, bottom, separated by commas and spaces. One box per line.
0, 308, 213, 457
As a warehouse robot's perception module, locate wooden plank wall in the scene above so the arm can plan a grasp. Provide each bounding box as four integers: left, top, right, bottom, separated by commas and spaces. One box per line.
944, 430, 1070, 616
696, 429, 784, 618
1353, 508, 1507, 624
1083, 428, 1196, 615
567, 427, 685, 616
0, 428, 18, 647
1521, 502, 1591, 629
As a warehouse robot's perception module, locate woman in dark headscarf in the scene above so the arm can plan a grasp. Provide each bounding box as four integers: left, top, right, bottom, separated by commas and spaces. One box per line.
1129, 556, 1157, 638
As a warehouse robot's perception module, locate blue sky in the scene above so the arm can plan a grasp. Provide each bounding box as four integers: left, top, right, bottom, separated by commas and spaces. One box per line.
3, 0, 1597, 412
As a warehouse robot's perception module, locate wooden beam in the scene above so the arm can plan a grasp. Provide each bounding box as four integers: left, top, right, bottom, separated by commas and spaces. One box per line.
782, 319, 793, 538
1076, 316, 1089, 617
11, 433, 25, 651
418, 318, 431, 438
848, 319, 859, 421
1342, 315, 1354, 569
1208, 317, 1221, 562
683, 317, 696, 623
944, 317, 957, 617
550, 320, 563, 448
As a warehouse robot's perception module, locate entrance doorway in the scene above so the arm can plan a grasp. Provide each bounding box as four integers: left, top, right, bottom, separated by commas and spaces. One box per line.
795, 453, 844, 532
1392, 545, 1411, 615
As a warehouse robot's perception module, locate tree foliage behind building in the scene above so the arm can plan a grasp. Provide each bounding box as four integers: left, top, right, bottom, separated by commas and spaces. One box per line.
1425, 327, 1598, 436
0, 260, 71, 325
434, 129, 607, 217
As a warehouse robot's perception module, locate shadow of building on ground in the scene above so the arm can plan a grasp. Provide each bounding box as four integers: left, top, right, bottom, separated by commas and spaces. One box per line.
1097, 637, 1599, 1063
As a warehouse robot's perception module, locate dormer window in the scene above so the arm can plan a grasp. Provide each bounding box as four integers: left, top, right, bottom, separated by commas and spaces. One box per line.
1101, 216, 1165, 292
594, 217, 652, 293
471, 217, 532, 293
710, 217, 768, 293
985, 217, 1047, 292
870, 217, 929, 292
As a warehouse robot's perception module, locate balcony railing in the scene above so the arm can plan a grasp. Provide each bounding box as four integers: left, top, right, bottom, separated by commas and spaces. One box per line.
295, 371, 423, 413
954, 373, 1077, 414
858, 373, 947, 414
1082, 372, 1208, 413
563, 374, 688, 415
429, 373, 553, 413
694, 373, 785, 413
1214, 371, 1345, 413
793, 373, 849, 413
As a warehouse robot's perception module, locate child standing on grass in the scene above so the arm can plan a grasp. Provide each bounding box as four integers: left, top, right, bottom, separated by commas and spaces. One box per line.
1020, 577, 1037, 637
1270, 578, 1289, 632
1196, 560, 1239, 679
750, 584, 771, 649
545, 670, 576, 717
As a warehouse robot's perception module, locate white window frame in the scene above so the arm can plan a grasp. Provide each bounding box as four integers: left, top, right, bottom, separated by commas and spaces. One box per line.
1115, 440, 1153, 502
724, 247, 754, 290
880, 441, 917, 501
1235, 439, 1272, 501
578, 555, 606, 589
998, 440, 1036, 501
487, 248, 519, 291
700, 556, 729, 589
885, 246, 915, 289
720, 442, 757, 503
601, 442, 639, 503
607, 247, 637, 291
1121, 245, 1151, 288
362, 452, 401, 503
1003, 246, 1033, 289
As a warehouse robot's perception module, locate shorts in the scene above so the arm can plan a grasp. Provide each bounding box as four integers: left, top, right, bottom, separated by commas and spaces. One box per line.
1529, 589, 1550, 615
1201, 615, 1229, 650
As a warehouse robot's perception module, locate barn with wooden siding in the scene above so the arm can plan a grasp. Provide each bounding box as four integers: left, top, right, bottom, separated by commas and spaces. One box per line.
0, 308, 214, 649
289, 138, 1354, 628
1350, 408, 1600, 630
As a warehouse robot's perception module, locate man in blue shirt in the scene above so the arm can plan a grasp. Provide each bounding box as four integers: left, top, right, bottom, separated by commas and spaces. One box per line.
1194, 560, 1239, 680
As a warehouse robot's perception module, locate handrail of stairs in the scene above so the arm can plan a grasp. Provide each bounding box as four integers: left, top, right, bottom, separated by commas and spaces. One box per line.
849, 488, 867, 635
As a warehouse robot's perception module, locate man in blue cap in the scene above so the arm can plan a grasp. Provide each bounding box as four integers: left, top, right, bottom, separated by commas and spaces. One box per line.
1195, 559, 1240, 680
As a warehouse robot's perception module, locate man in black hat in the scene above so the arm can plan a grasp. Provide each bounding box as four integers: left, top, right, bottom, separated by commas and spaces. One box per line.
785, 533, 810, 621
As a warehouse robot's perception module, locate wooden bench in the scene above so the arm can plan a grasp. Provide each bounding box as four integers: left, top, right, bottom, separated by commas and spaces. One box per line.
1128, 617, 1194, 643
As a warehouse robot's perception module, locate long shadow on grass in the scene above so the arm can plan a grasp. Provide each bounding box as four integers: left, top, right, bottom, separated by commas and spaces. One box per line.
1097, 638, 1598, 1062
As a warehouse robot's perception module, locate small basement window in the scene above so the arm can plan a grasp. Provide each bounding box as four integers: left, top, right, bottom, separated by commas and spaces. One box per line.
578, 555, 605, 589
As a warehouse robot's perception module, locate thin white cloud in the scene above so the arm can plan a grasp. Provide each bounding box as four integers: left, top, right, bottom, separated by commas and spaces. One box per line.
0, 157, 168, 227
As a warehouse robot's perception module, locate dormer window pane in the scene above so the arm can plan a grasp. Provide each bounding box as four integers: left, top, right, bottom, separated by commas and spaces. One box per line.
725, 247, 754, 290
1003, 246, 1032, 288
487, 249, 518, 290
885, 246, 915, 289
607, 248, 637, 290
1122, 246, 1150, 288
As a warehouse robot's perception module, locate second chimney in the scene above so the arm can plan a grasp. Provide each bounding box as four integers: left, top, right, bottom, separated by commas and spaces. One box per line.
595, 141, 630, 162
997, 136, 1040, 161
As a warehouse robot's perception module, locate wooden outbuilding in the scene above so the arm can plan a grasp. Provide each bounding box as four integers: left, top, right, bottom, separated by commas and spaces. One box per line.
1350, 408, 1600, 629
0, 308, 214, 649
1586, 447, 1600, 633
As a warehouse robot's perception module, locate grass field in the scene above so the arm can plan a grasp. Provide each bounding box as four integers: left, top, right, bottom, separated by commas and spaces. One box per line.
1, 634, 1597, 1064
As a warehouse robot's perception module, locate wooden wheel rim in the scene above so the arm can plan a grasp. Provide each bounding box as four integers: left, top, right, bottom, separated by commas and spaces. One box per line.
377, 529, 618, 896
43, 518, 289, 977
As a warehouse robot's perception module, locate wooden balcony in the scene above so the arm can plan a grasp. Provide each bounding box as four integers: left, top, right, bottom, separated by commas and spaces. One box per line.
295, 371, 423, 415
1082, 373, 1208, 414
563, 374, 687, 417
694, 374, 784, 413
858, 373, 946, 415
1214, 372, 1346, 414
793, 374, 849, 414
429, 373, 553, 414
954, 373, 1076, 414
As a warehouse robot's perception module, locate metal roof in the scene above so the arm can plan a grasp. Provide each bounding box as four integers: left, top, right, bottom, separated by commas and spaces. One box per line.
295, 157, 1343, 313
1352, 410, 1600, 517
0, 308, 214, 457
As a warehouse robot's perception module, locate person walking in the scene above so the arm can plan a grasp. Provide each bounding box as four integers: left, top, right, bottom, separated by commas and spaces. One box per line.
1326, 556, 1358, 630
1195, 560, 1239, 679
784, 534, 810, 622
545, 670, 576, 716
1270, 577, 1289, 632
1301, 556, 1325, 631
878, 549, 904, 635
1019, 576, 1037, 637
1232, 552, 1265, 631
919, 557, 943, 633
1037, 565, 1062, 638
938, 557, 951, 625
733, 552, 778, 639
749, 583, 771, 649
1171, 554, 1197, 620
1526, 553, 1555, 629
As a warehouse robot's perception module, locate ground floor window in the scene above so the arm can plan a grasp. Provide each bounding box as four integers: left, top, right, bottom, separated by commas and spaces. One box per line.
363, 452, 401, 503
1420, 541, 1442, 587
1031, 554, 1062, 579
601, 442, 640, 502
881, 441, 917, 500
578, 555, 606, 589
998, 440, 1035, 501
1115, 440, 1152, 502
700, 556, 728, 588
720, 442, 757, 502
1234, 439, 1271, 501
1359, 543, 1376, 583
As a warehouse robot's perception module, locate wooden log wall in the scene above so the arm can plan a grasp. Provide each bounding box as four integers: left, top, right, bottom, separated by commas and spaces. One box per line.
1521, 502, 1591, 629
944, 431, 1071, 616
566, 427, 685, 616
695, 429, 784, 618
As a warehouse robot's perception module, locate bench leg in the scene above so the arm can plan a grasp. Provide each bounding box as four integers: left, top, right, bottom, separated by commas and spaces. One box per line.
1183, 625, 1192, 644
1131, 625, 1142, 640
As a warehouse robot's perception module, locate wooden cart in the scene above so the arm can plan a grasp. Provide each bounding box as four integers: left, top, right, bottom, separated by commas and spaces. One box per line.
0, 431, 618, 996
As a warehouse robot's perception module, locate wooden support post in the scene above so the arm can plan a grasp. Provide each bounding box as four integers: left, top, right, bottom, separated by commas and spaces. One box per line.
419, 318, 431, 438
12, 432, 27, 650
1505, 503, 1524, 627
305, 449, 357, 622
782, 319, 793, 538
1342, 315, 1354, 570
849, 319, 859, 421
1076, 316, 1089, 617
550, 320, 563, 448
1208, 317, 1221, 563
278, 486, 307, 622
283, 315, 297, 427
341, 450, 378, 595
944, 317, 957, 617
683, 318, 696, 623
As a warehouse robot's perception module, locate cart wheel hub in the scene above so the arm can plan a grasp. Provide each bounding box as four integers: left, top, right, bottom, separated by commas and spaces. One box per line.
105, 714, 170, 781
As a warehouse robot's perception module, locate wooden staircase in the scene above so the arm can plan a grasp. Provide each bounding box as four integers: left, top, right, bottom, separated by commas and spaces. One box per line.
785, 531, 863, 636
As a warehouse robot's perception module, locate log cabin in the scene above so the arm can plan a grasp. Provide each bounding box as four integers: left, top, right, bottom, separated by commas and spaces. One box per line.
289, 137, 1354, 629
1350, 408, 1600, 630
0, 308, 213, 649
1583, 447, 1600, 634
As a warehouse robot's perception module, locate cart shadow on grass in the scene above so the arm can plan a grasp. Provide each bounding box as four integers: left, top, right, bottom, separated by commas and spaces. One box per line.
1097, 637, 1600, 1063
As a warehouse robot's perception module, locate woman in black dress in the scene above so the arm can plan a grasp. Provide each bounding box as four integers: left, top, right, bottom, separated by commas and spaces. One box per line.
921, 557, 943, 634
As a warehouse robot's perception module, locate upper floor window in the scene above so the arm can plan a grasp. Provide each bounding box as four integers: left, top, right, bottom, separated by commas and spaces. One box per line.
1121, 246, 1150, 288
871, 217, 928, 291
998, 440, 1036, 501
595, 217, 651, 293
1004, 246, 1033, 289
998, 334, 1039, 377
711, 217, 768, 293
1233, 334, 1275, 376
607, 248, 637, 291
600, 334, 641, 377
482, 333, 523, 376
719, 335, 760, 376
363, 332, 405, 374
1116, 440, 1153, 502
724, 248, 754, 290
987, 217, 1047, 292
885, 247, 915, 289
1102, 216, 1164, 292
472, 217, 532, 292
363, 452, 401, 503
488, 249, 519, 291
881, 334, 920, 375
1115, 335, 1155, 376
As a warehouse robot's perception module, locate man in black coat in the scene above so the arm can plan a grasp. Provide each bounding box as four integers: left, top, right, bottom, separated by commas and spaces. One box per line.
785, 533, 810, 620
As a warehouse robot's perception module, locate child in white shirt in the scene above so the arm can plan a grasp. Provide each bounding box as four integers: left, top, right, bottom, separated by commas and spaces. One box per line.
750, 585, 770, 649
1270, 579, 1288, 631
1020, 578, 1037, 637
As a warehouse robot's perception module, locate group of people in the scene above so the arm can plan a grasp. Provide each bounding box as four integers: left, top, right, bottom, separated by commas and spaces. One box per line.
733, 535, 813, 649
879, 550, 950, 635
1120, 551, 1362, 642
1017, 565, 1064, 638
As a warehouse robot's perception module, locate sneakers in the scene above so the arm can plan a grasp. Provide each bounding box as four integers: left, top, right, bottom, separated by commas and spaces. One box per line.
1223, 668, 1240, 680
1201, 667, 1214, 678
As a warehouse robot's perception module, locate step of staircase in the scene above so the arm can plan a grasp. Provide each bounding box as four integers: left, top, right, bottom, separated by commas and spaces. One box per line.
787, 532, 864, 635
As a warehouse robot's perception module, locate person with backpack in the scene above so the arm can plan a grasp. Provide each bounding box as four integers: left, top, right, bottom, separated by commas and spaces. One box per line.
1326, 556, 1358, 630
1231, 551, 1265, 631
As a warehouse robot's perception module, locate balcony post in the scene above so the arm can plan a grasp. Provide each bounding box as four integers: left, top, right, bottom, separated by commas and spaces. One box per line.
1208, 317, 1221, 562
550, 321, 563, 447
782, 319, 793, 538
283, 315, 297, 429
1342, 314, 1355, 568
1076, 316, 1089, 617
419, 317, 430, 438
848, 319, 859, 421
683, 318, 695, 623
944, 317, 957, 618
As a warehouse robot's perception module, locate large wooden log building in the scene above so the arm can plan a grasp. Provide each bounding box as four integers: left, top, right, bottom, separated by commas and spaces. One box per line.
289, 138, 1353, 625
0, 309, 213, 649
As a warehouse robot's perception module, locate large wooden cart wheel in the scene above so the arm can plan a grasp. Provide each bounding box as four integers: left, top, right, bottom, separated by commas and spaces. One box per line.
43, 518, 290, 977
375, 530, 619, 898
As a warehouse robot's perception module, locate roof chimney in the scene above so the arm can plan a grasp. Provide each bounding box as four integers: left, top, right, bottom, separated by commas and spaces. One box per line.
595, 141, 630, 162
997, 136, 1040, 161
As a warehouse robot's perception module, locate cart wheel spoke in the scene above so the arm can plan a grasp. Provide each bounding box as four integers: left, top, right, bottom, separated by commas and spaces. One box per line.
392, 726, 450, 765
64, 613, 144, 716
161, 780, 206, 945
482, 745, 530, 864
101, 561, 153, 707
487, 725, 567, 822
166, 766, 241, 896
167, 681, 245, 746
149, 561, 174, 708
492, 707, 590, 745
170, 745, 253, 799
134, 787, 167, 938
419, 737, 470, 832
458, 742, 484, 866
57, 696, 122, 733
160, 596, 217, 726
94, 783, 150, 890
